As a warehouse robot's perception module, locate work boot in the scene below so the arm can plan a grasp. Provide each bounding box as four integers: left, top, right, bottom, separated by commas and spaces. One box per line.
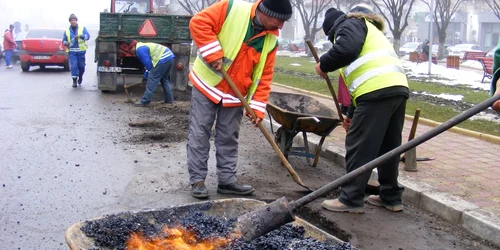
78, 75, 83, 85
72, 78, 77, 88
321, 198, 364, 214
366, 195, 403, 212
191, 181, 209, 199
217, 182, 254, 195
134, 102, 151, 107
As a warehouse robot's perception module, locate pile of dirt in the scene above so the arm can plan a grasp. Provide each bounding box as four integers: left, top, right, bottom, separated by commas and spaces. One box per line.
126, 89, 192, 144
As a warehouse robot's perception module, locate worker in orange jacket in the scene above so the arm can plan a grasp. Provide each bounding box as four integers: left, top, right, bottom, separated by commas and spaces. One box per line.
186, 0, 292, 199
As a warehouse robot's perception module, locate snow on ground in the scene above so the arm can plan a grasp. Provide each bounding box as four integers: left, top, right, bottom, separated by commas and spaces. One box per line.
401, 60, 490, 91
413, 91, 464, 101
276, 53, 498, 123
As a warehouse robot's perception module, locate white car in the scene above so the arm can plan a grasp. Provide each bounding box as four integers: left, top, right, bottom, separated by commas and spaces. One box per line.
314, 40, 332, 52
399, 42, 422, 56
447, 44, 483, 58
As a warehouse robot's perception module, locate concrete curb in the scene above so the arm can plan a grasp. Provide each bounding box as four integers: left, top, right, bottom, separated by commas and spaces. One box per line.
272, 82, 500, 145
262, 118, 500, 247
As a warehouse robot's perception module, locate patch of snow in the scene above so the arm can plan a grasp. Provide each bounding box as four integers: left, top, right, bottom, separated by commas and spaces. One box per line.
402, 60, 490, 91
413, 91, 463, 101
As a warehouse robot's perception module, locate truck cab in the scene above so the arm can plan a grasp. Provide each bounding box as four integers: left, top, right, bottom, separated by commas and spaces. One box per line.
95, 0, 192, 92
110, 0, 154, 14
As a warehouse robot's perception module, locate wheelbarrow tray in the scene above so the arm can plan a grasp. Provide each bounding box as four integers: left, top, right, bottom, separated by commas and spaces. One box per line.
267, 92, 341, 135
65, 198, 346, 249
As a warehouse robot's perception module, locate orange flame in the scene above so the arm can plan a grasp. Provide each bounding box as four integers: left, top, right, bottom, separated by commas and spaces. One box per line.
126, 225, 239, 250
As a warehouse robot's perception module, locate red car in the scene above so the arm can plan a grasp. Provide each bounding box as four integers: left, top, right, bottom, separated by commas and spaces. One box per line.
19, 28, 69, 72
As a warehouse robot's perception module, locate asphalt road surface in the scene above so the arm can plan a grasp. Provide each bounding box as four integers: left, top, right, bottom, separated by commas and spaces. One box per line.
0, 52, 498, 250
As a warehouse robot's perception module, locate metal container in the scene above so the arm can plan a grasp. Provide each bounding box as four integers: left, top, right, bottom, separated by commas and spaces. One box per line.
66, 198, 346, 249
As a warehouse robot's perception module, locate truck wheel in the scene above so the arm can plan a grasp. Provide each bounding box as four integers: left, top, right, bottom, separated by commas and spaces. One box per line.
63, 62, 70, 71
21, 62, 30, 72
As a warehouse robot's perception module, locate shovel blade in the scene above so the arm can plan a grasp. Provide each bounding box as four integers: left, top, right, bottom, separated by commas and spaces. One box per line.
404, 147, 418, 172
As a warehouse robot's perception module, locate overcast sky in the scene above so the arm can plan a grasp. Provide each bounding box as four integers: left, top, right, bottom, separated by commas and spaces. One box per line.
0, 0, 109, 30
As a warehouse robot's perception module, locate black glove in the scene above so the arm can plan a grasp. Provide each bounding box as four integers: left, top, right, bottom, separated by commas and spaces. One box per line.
141, 77, 147, 83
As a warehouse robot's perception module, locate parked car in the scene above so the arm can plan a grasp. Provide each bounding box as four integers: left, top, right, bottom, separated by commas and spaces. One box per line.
399, 42, 422, 56
447, 44, 483, 58
289, 39, 306, 52
19, 28, 69, 72
278, 38, 291, 51
313, 40, 332, 52
12, 31, 28, 63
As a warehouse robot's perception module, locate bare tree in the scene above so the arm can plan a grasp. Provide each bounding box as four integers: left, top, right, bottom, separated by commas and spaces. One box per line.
291, 0, 333, 54
176, 0, 218, 15
371, 0, 417, 52
421, 0, 467, 58
484, 0, 500, 19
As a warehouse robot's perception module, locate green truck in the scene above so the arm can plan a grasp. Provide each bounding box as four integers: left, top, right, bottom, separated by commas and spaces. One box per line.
95, 0, 192, 92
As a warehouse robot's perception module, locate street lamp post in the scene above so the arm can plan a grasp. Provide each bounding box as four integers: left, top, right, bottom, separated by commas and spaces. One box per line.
428, 0, 434, 75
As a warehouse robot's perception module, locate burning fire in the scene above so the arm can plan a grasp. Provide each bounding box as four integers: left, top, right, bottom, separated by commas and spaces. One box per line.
126, 225, 239, 250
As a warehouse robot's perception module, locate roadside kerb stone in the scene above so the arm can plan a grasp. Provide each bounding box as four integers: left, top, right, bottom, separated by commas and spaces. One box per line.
461, 209, 500, 247
262, 119, 500, 247
419, 191, 479, 224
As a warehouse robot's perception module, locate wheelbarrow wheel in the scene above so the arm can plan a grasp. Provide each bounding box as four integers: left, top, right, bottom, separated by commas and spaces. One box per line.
275, 127, 292, 159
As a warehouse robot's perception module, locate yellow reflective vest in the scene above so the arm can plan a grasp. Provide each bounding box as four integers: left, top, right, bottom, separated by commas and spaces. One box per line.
65, 26, 87, 52
340, 19, 408, 106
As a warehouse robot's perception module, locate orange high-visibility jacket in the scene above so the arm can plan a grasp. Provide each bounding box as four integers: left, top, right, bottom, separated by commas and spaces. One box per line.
188, 0, 279, 119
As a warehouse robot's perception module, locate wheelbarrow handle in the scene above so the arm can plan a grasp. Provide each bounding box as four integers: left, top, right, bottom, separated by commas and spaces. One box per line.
306, 40, 344, 122
220, 69, 312, 191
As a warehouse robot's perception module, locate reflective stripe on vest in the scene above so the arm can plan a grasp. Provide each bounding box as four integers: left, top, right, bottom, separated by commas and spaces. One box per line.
136, 42, 172, 68
191, 0, 277, 101
65, 26, 86, 52
341, 19, 408, 106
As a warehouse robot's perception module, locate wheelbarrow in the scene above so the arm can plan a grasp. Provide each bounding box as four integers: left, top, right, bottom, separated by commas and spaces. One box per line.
65, 198, 351, 249
267, 92, 341, 167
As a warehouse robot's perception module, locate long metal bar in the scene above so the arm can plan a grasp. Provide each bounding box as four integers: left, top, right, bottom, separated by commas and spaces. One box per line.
292, 94, 500, 209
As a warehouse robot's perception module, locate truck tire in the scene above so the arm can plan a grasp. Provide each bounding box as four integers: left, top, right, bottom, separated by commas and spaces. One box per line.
63, 62, 70, 71
21, 62, 30, 72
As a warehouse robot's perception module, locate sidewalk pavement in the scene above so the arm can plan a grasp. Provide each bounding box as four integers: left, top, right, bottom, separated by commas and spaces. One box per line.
269, 83, 500, 247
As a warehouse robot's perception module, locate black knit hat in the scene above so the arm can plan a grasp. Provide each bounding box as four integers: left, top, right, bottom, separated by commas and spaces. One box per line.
69, 14, 78, 22
322, 8, 345, 35
258, 0, 293, 21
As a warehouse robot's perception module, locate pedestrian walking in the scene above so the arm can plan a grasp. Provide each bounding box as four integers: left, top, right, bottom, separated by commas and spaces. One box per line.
491, 44, 500, 112
127, 40, 175, 106
315, 7, 409, 213
186, 0, 292, 199
62, 14, 90, 88
3, 24, 17, 69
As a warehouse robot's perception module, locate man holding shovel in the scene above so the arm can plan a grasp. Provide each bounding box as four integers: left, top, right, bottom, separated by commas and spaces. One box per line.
127, 40, 175, 107
186, 0, 292, 199
315, 7, 409, 213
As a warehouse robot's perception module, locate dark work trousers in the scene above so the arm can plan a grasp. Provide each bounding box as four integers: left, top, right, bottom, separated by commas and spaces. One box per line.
186, 87, 244, 185
140, 59, 174, 104
339, 95, 407, 207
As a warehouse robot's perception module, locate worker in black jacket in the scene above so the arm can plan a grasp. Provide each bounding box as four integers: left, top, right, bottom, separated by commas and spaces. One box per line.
315, 7, 410, 214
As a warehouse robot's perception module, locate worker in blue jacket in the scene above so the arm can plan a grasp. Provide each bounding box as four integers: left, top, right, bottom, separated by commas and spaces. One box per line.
62, 14, 90, 88
128, 40, 175, 106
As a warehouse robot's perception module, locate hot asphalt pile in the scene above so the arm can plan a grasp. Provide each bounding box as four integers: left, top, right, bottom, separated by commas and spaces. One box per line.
80, 207, 355, 250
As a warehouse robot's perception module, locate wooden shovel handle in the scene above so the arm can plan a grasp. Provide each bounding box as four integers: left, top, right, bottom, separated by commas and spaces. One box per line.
306, 40, 344, 122
220, 69, 311, 190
